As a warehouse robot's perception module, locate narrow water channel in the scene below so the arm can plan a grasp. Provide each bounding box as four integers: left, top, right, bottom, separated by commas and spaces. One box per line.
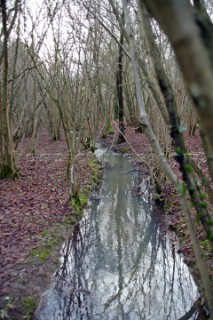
36, 146, 198, 320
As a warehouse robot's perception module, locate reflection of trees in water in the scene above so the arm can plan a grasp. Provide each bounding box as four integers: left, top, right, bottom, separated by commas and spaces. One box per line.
104, 207, 161, 317
54, 207, 94, 318
102, 161, 172, 318
41, 155, 197, 319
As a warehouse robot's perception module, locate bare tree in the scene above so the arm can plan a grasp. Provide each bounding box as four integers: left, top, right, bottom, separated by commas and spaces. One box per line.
0, 0, 20, 178
142, 0, 213, 183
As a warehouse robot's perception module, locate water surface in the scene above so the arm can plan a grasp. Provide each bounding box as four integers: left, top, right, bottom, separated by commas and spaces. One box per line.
36, 147, 198, 320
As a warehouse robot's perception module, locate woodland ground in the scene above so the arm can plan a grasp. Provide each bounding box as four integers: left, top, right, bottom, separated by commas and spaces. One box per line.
0, 125, 212, 319
0, 131, 102, 319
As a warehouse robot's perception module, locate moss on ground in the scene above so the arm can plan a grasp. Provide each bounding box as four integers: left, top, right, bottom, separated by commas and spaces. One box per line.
28, 223, 70, 265
21, 296, 36, 320
88, 158, 102, 187
71, 194, 88, 218
71, 158, 102, 218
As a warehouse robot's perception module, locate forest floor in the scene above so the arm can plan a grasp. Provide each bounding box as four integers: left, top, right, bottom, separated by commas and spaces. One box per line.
0, 124, 212, 319
0, 130, 102, 319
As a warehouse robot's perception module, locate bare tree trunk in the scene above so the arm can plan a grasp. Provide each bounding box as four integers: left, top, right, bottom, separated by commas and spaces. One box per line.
181, 198, 213, 320
116, 17, 125, 144
142, 0, 213, 182
140, 0, 213, 316
140, 2, 213, 242
121, 0, 177, 184
30, 104, 42, 154
0, 0, 18, 178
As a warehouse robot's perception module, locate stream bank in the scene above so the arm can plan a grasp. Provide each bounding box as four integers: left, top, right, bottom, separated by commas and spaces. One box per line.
104, 124, 212, 318
0, 131, 103, 320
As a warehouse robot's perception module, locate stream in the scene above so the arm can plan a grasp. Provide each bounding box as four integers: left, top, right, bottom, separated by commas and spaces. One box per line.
36, 146, 199, 320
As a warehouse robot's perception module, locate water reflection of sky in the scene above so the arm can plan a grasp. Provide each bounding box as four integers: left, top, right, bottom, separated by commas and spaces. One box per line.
36, 148, 198, 320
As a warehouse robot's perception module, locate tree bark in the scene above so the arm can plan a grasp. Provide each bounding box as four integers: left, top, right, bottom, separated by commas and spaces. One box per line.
142, 0, 213, 183
116, 22, 126, 144
140, 2, 213, 242
0, 0, 18, 178
121, 0, 177, 185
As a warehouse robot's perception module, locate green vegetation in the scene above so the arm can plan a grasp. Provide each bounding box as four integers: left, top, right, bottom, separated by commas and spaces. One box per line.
29, 247, 52, 264
0, 165, 19, 179
200, 239, 210, 250
176, 182, 187, 197
71, 193, 88, 218
64, 215, 76, 225
28, 225, 65, 265
0, 296, 15, 319
88, 158, 102, 186
101, 122, 115, 139
119, 146, 130, 153
21, 296, 36, 320
71, 158, 102, 218
108, 123, 115, 135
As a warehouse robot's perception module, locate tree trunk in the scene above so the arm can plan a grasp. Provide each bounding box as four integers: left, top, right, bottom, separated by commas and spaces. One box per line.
0, 0, 17, 179
142, 0, 213, 183
116, 22, 125, 144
